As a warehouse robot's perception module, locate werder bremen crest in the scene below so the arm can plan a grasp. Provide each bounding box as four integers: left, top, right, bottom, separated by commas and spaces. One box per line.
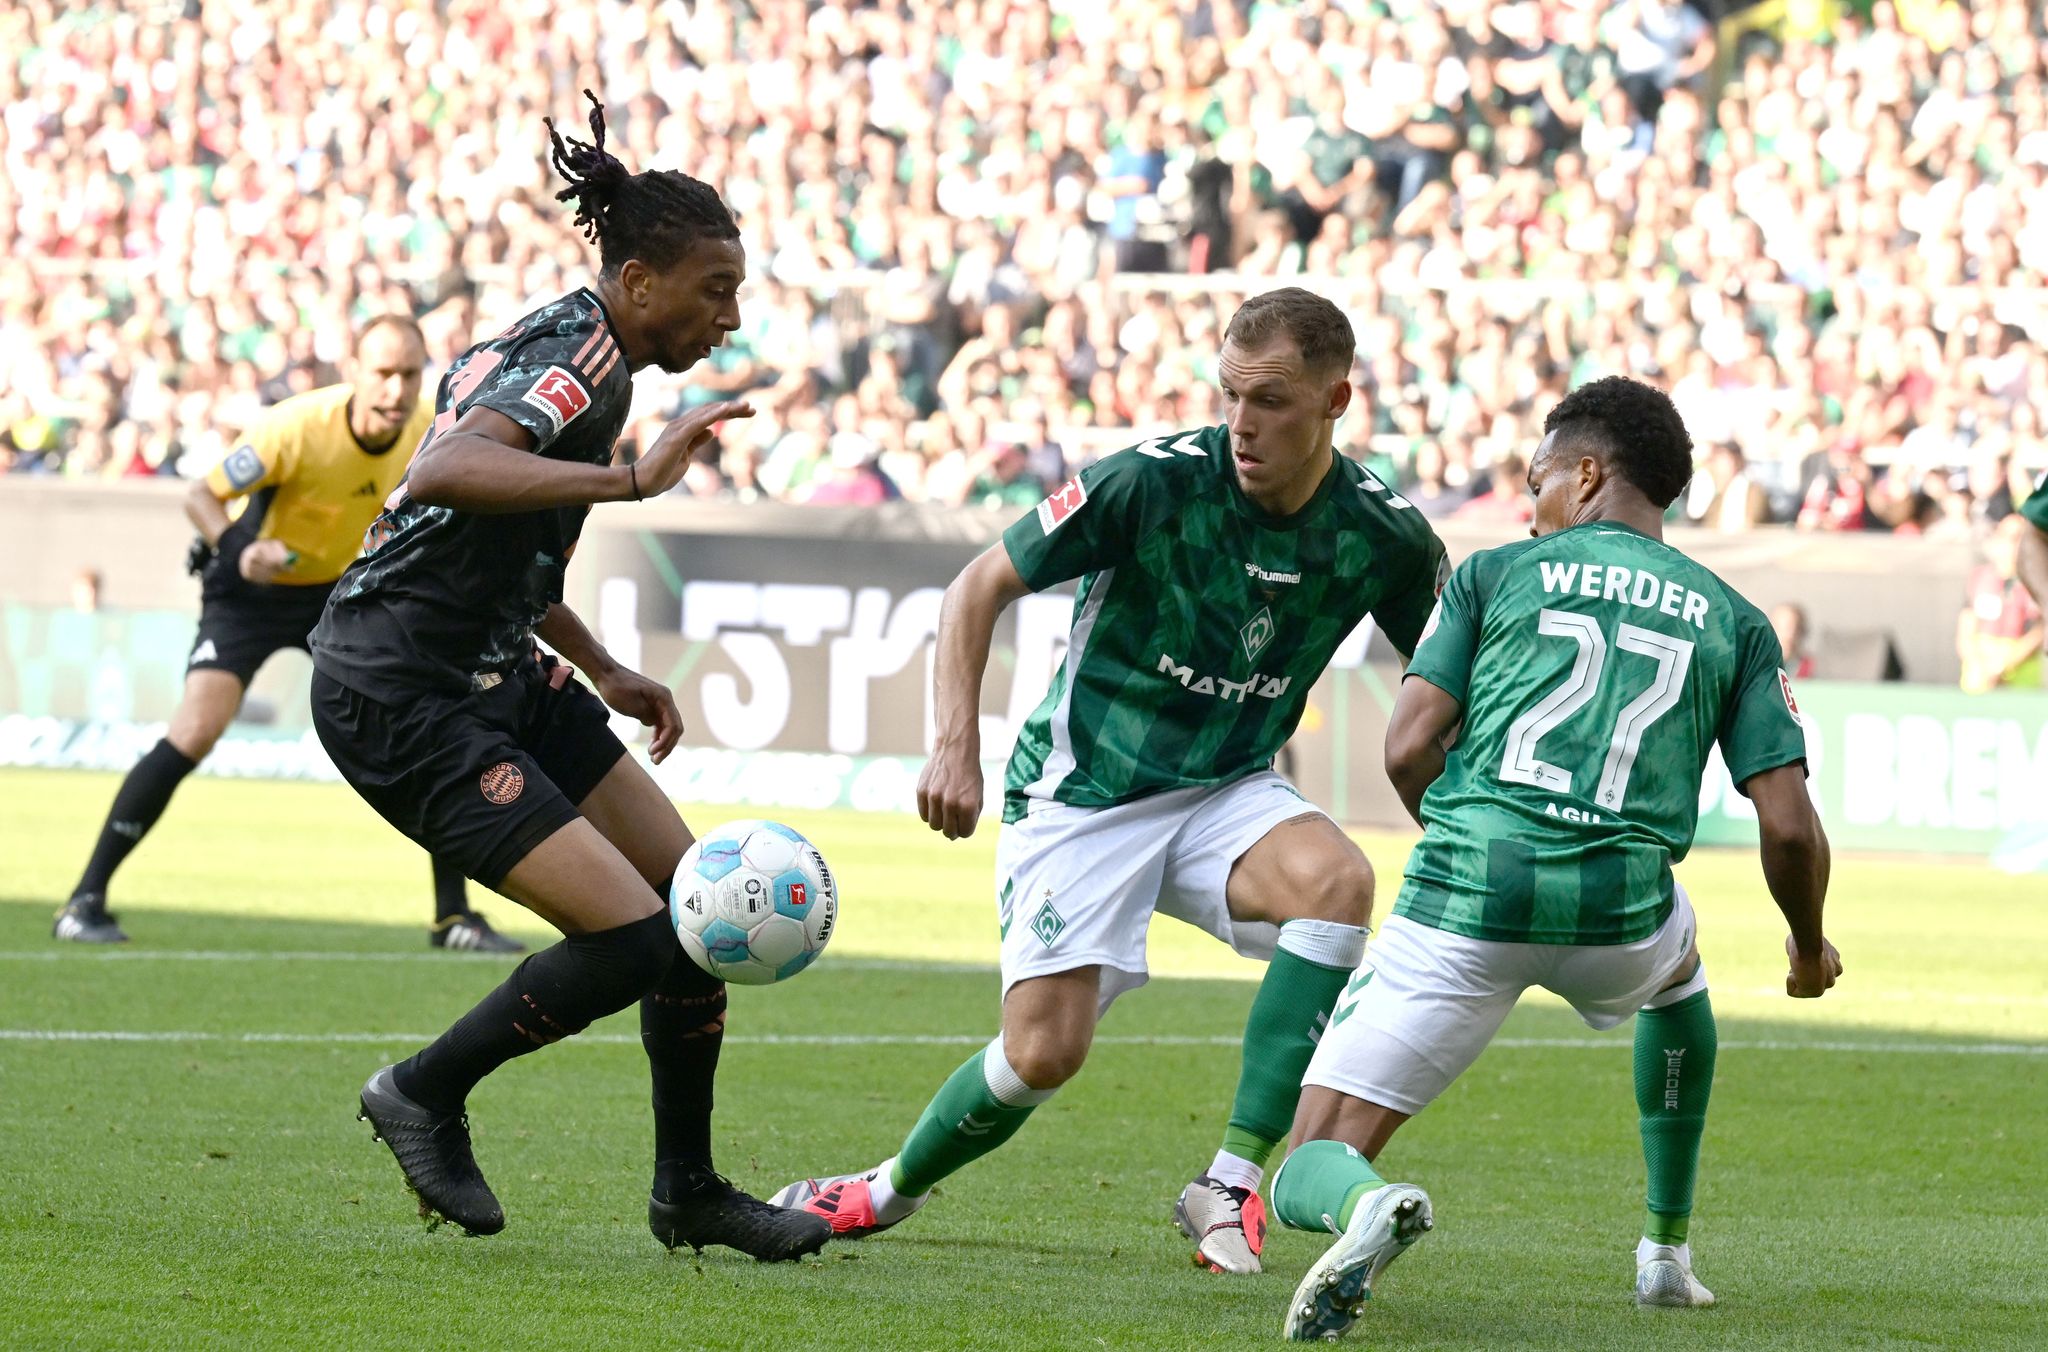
1240, 606, 1275, 663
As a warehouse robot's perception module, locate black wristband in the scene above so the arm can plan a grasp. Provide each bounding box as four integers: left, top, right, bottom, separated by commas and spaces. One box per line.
629, 461, 641, 501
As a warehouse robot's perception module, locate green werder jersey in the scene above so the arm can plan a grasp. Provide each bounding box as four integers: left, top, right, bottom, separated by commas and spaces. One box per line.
1398, 521, 1807, 944
1001, 424, 1448, 823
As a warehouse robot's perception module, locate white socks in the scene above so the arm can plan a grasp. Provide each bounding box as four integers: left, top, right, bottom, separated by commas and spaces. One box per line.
1276, 918, 1369, 969
983, 1033, 1058, 1107
1637, 1237, 1692, 1266
1207, 1148, 1264, 1192
869, 1157, 927, 1224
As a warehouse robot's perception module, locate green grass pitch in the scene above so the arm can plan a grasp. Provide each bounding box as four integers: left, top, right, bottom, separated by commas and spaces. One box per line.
2, 768, 2044, 1350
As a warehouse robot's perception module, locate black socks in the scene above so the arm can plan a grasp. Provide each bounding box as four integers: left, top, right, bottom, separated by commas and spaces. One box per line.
393, 910, 676, 1113
73, 738, 197, 898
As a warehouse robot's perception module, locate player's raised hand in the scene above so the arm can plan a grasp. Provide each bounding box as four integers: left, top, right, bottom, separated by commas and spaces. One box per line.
917, 738, 984, 840
633, 400, 754, 499
238, 539, 295, 583
594, 665, 686, 763
1785, 934, 1842, 998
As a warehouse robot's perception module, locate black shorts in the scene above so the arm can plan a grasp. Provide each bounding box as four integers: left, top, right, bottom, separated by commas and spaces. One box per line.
187, 582, 335, 684
311, 657, 628, 888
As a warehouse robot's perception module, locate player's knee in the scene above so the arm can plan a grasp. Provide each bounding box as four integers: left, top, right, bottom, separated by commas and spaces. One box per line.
164, 716, 225, 762
1001, 1024, 1090, 1091
1288, 848, 1375, 926
572, 909, 679, 998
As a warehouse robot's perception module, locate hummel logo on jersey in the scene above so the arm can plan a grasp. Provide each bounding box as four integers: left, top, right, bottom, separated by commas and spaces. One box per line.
189, 639, 218, 665
1244, 563, 1301, 586
351, 478, 380, 497
1156, 653, 1291, 702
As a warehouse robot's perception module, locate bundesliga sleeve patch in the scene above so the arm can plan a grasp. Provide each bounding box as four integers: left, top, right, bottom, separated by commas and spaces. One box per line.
1778, 669, 1801, 717
222, 444, 265, 490
519, 366, 593, 435
1036, 476, 1089, 534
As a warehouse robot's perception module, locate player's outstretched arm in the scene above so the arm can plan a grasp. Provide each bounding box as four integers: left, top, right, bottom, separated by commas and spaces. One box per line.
407, 401, 749, 513
2018, 520, 2048, 615
1384, 675, 1463, 829
535, 602, 685, 763
1745, 763, 1841, 999
916, 543, 1033, 840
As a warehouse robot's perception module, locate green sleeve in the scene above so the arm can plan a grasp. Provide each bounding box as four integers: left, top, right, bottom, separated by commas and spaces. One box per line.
1371, 531, 1451, 659
1000, 447, 1176, 591
1403, 553, 1483, 707
1720, 616, 1810, 792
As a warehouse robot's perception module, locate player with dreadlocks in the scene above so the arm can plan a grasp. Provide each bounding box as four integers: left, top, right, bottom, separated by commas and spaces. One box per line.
310, 92, 830, 1261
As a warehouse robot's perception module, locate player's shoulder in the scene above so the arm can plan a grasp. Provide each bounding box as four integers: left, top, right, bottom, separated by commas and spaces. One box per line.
1452, 530, 1550, 594
463, 288, 630, 429
497, 288, 605, 355
1073, 423, 1230, 503
255, 384, 352, 441
1328, 455, 1444, 559
1671, 546, 1775, 639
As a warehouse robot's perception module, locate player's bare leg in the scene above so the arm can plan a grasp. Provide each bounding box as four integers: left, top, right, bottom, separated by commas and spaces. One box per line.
1174, 814, 1372, 1274
165, 668, 246, 760
775, 966, 1101, 1238
58, 669, 246, 943
573, 752, 695, 885
1271, 1086, 1432, 1341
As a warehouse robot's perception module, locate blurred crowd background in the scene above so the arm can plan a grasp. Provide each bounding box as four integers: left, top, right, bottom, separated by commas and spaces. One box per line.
4, 0, 2048, 542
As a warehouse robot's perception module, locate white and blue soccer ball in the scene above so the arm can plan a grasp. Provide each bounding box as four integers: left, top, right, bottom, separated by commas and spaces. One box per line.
670, 819, 837, 985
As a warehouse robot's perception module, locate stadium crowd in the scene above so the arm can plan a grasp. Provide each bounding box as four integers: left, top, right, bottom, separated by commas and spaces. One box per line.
3, 0, 2047, 535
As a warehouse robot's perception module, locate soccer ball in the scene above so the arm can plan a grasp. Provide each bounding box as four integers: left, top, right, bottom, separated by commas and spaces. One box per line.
669, 819, 837, 985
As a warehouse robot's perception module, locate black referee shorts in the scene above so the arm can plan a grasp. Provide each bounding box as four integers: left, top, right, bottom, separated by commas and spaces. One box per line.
311, 657, 629, 889
186, 582, 335, 684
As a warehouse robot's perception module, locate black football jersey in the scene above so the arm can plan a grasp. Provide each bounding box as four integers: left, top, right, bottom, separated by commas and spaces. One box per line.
311, 288, 632, 700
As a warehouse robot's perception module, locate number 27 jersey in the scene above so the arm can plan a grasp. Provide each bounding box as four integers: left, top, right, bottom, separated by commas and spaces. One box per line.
1398, 522, 1806, 944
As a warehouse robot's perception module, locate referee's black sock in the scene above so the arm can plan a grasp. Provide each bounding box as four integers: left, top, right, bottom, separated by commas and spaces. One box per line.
430, 857, 470, 923
73, 738, 197, 898
642, 878, 726, 1193
393, 909, 675, 1114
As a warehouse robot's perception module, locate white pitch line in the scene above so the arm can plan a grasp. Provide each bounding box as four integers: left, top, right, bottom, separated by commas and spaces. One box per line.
0, 950, 999, 974
8, 950, 2046, 1010
0, 1029, 2042, 1055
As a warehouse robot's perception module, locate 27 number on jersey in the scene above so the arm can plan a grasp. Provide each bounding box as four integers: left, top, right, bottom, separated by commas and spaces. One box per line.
1498, 608, 1696, 811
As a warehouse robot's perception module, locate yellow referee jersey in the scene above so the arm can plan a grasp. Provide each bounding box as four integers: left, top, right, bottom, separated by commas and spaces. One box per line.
203, 385, 434, 586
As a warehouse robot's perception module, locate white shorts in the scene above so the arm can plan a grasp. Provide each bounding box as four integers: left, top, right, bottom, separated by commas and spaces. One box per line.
995, 771, 1327, 1012
1302, 885, 1700, 1116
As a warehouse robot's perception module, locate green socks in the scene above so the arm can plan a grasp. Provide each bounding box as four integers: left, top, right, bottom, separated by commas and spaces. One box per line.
890, 1036, 1055, 1198
1221, 921, 1365, 1175
1271, 1138, 1386, 1235
1634, 988, 1717, 1246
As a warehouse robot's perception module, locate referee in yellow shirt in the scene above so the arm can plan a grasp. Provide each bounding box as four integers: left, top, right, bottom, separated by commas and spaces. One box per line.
55, 316, 523, 953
